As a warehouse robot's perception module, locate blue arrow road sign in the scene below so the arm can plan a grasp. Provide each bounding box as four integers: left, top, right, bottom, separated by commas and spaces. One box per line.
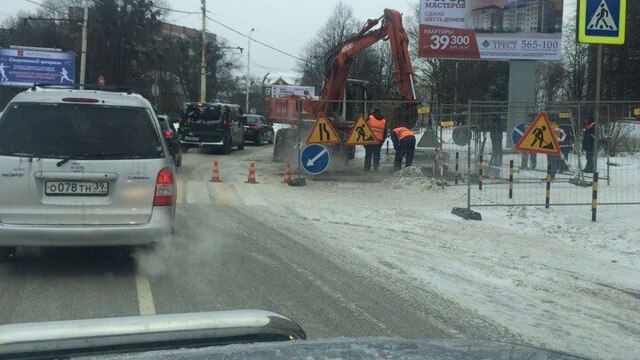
301, 144, 330, 175
512, 123, 527, 146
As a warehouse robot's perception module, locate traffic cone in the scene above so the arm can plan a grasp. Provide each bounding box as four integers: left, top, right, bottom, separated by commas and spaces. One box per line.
281, 163, 291, 184
245, 162, 258, 184
210, 161, 221, 182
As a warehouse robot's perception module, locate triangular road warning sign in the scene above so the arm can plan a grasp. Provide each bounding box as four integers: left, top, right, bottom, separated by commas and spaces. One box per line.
307, 112, 341, 145
588, 0, 617, 31
346, 115, 379, 146
515, 112, 561, 155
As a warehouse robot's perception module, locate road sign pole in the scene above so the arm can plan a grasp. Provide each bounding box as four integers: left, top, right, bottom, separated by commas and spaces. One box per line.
593, 44, 603, 179
297, 100, 302, 181
467, 100, 472, 210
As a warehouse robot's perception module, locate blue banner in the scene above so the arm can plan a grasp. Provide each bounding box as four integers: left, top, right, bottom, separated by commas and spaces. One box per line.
0, 48, 75, 87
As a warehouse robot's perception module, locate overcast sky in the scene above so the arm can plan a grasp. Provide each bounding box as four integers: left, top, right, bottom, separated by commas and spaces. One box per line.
4, 0, 577, 81
4, 0, 417, 80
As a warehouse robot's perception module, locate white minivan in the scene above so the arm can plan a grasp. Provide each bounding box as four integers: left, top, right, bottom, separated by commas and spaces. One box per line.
0, 86, 176, 260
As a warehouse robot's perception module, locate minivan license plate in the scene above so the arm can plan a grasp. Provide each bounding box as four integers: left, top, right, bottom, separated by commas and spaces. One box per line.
45, 181, 109, 196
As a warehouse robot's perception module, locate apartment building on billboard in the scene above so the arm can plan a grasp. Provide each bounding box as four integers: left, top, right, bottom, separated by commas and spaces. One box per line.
470, 0, 559, 33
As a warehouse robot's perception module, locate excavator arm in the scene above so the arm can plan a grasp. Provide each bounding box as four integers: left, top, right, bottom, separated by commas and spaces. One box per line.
318, 9, 417, 126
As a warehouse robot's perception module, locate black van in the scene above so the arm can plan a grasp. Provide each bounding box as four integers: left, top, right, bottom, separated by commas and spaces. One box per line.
178, 102, 245, 154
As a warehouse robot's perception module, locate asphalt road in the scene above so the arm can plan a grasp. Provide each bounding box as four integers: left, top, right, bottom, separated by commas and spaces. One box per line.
0, 144, 511, 341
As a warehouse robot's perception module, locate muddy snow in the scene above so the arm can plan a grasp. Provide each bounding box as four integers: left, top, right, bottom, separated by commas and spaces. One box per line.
181, 146, 640, 360
381, 166, 443, 191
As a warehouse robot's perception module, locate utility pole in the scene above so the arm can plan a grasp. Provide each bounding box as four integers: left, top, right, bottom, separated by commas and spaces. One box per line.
79, 0, 89, 88
199, 0, 207, 103
245, 28, 255, 113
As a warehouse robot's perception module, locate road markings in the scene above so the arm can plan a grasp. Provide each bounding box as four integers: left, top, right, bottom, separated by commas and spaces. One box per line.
135, 274, 156, 315
176, 180, 185, 204
209, 182, 236, 205
187, 181, 210, 204
235, 184, 267, 206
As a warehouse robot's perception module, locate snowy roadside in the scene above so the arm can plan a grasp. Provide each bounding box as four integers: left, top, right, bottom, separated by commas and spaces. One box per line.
233, 161, 639, 360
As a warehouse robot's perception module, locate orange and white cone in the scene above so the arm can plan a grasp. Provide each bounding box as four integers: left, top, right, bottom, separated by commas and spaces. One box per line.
245, 162, 258, 184
281, 163, 291, 184
210, 161, 221, 182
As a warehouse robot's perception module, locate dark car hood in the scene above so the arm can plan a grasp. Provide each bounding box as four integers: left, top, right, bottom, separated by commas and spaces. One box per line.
79, 337, 588, 360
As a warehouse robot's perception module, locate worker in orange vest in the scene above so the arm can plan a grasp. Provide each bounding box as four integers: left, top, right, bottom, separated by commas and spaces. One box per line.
364, 108, 387, 172
390, 125, 416, 171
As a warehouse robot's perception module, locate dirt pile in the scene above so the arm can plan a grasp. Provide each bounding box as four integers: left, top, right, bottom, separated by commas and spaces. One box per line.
382, 166, 442, 190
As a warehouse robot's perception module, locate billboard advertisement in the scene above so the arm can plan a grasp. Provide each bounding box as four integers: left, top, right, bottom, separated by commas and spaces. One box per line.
272, 85, 316, 98
0, 48, 75, 87
419, 0, 564, 60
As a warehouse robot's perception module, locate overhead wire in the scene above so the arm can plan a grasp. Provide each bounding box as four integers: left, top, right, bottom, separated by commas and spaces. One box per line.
21, 0, 58, 12
153, 5, 200, 15
207, 12, 305, 45
151, 5, 310, 65
205, 14, 308, 64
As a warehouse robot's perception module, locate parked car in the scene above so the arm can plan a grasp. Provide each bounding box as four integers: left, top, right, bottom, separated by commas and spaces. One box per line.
243, 114, 274, 145
0, 86, 176, 260
178, 102, 244, 154
157, 114, 182, 167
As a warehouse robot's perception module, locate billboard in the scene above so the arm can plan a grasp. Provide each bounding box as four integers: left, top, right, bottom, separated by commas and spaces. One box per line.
419, 0, 564, 60
0, 48, 75, 87
272, 85, 316, 98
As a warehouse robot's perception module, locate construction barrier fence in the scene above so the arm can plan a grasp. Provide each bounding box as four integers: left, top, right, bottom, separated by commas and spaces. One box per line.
432, 101, 640, 220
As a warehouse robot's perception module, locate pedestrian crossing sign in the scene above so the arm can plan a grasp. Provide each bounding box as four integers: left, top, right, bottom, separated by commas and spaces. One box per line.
307, 112, 341, 145
346, 115, 379, 146
515, 112, 561, 155
578, 0, 626, 44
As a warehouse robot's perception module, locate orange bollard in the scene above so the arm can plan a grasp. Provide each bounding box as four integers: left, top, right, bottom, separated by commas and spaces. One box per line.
210, 161, 221, 182
281, 163, 291, 184
245, 162, 258, 184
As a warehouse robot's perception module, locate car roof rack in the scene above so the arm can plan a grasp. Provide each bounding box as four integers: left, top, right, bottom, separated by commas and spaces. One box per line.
30, 83, 134, 94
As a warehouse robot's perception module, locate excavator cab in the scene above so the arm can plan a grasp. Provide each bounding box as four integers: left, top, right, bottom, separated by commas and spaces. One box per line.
344, 80, 368, 122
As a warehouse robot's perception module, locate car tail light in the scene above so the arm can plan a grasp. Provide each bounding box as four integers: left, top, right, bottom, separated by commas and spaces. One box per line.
197, 103, 203, 108
153, 167, 174, 206
250, 125, 260, 130
163, 129, 173, 138
223, 119, 229, 126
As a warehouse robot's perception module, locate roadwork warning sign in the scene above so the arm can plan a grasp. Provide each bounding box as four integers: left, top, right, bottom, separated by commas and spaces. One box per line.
515, 112, 561, 155
346, 115, 379, 146
307, 112, 340, 145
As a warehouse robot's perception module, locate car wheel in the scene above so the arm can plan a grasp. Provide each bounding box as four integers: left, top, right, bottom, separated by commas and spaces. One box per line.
255, 132, 263, 146
268, 132, 274, 144
223, 135, 232, 154
0, 247, 17, 262
176, 150, 183, 167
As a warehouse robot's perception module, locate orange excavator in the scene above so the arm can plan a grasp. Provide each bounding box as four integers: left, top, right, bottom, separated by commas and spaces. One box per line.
270, 8, 418, 162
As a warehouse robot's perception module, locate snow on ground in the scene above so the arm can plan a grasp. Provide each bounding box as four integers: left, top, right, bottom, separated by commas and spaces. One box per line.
229, 150, 640, 360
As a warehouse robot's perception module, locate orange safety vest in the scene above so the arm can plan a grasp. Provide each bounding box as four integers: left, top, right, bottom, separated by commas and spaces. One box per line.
367, 115, 386, 141
393, 127, 414, 140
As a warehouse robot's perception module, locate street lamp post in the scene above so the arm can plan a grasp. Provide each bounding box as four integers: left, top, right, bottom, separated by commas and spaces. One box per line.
245, 28, 255, 113
79, 0, 89, 88
199, 0, 207, 103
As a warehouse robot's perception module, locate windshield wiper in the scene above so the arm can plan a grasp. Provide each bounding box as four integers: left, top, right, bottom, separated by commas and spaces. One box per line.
56, 156, 73, 167
56, 152, 133, 167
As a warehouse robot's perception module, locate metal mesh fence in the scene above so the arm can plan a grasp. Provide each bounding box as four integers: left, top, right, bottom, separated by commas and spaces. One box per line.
433, 101, 640, 210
